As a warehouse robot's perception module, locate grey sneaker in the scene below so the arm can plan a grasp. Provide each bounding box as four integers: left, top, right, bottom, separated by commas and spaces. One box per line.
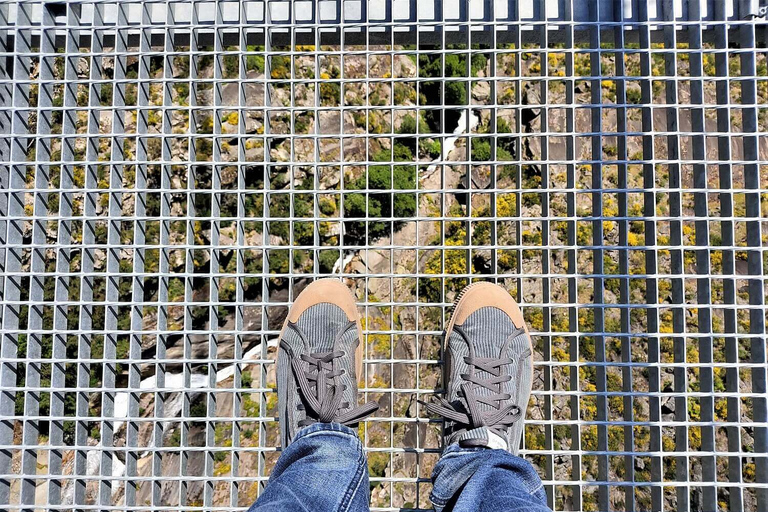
277, 279, 378, 447
422, 282, 533, 454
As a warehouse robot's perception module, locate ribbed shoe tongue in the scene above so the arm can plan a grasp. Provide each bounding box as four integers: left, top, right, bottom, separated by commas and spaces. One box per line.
295, 303, 350, 353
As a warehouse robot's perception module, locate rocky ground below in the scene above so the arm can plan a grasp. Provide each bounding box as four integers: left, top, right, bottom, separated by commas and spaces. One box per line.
9, 43, 767, 512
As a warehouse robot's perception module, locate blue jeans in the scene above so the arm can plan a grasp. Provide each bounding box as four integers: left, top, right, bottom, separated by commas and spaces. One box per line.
248, 423, 551, 512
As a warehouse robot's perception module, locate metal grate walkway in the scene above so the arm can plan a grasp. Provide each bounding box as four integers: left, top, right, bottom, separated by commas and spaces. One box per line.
0, 1, 766, 510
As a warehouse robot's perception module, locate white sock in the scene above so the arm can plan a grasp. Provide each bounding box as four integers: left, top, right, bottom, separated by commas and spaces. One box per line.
486, 431, 507, 450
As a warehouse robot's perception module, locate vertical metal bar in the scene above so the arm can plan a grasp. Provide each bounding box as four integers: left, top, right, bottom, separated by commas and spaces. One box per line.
737, 3, 768, 511
204, 2, 225, 508
687, 2, 718, 509
587, 2, 609, 509
660, 1, 689, 508
257, 0, 272, 500
85, 4, 109, 507
124, 2, 154, 507
60, 2, 86, 508
181, 2, 201, 506
0, 1, 10, 161
104, 2, 130, 507
635, 1, 663, 509
232, 2, 248, 508
21, 3, 55, 506
564, 0, 582, 509
0, 1, 31, 507
536, 5, 554, 509
611, 2, 634, 510
151, 3, 175, 507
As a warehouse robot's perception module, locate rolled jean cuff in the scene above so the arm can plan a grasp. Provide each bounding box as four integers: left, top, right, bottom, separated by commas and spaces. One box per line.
291, 421, 361, 443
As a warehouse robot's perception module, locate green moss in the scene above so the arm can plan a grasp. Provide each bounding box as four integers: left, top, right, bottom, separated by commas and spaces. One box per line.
471, 137, 491, 161
319, 196, 337, 216
471, 53, 488, 76
368, 452, 389, 482
242, 393, 260, 417
320, 81, 340, 106
166, 428, 182, 447
420, 138, 442, 159
246, 46, 265, 74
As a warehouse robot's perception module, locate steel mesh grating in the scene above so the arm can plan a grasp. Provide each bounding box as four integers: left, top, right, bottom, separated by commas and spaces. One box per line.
0, 0, 767, 511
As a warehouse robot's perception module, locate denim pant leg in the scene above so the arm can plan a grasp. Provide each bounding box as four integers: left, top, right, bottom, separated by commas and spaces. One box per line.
430, 444, 551, 512
248, 423, 370, 512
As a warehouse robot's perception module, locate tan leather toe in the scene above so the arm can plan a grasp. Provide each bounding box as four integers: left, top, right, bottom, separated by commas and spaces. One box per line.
452, 282, 526, 329
287, 279, 359, 323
